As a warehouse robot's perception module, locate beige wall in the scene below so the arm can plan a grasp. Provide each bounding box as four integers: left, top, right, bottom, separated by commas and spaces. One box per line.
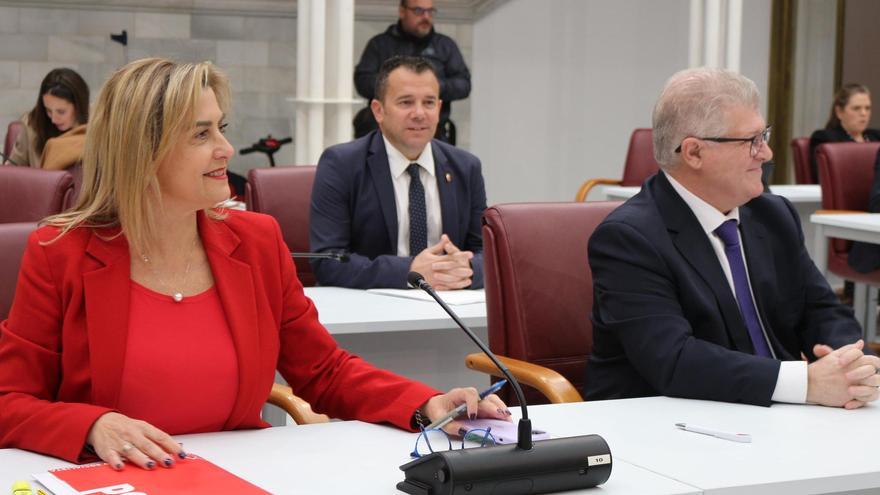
841, 0, 880, 130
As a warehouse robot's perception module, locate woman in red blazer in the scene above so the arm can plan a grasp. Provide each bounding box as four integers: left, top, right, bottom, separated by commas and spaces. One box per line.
0, 58, 507, 469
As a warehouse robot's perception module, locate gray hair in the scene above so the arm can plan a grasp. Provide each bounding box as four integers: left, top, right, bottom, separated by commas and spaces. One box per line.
652, 67, 760, 167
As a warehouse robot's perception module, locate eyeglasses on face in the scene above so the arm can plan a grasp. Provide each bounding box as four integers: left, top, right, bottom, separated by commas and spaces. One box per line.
675, 126, 772, 158
404, 6, 437, 16
409, 427, 496, 459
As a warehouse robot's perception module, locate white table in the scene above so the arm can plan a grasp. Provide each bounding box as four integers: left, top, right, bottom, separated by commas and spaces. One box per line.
530, 397, 880, 494
304, 287, 487, 335
263, 287, 491, 425
810, 213, 880, 341
0, 420, 699, 495
7, 396, 880, 494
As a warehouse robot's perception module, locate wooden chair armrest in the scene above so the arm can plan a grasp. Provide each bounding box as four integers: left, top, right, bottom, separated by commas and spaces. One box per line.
575, 178, 622, 202
465, 353, 583, 404
267, 383, 330, 425
814, 209, 868, 215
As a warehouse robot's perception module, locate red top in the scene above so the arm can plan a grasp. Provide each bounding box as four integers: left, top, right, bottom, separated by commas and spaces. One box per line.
117, 282, 238, 434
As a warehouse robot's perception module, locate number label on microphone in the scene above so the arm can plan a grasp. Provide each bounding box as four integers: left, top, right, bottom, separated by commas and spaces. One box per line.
587, 454, 611, 466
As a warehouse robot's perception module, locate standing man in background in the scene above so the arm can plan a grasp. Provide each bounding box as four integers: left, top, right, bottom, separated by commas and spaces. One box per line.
353, 0, 470, 144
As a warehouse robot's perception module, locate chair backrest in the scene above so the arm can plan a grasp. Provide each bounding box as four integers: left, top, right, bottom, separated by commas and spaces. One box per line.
790, 137, 814, 184
0, 222, 37, 320
817, 141, 880, 255
246, 165, 317, 287
4, 121, 23, 161
619, 128, 660, 186
0, 166, 74, 223
482, 201, 622, 404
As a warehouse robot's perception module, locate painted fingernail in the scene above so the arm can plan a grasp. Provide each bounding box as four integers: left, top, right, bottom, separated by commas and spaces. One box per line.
146, 461, 155, 470
469, 413, 476, 420
178, 450, 188, 459
115, 463, 123, 470
163, 458, 173, 467
458, 427, 468, 436
497, 408, 505, 415
504, 409, 512, 416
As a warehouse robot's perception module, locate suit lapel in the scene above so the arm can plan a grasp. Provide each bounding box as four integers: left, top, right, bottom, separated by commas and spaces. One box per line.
83, 229, 131, 408
366, 132, 399, 249
433, 143, 459, 242
198, 213, 261, 428
652, 173, 754, 353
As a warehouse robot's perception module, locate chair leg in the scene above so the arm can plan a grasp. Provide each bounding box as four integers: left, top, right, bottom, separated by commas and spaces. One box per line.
866, 286, 879, 344
853, 283, 868, 334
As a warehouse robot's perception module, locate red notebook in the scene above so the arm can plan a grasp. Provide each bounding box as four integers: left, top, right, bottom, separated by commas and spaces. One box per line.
34, 453, 270, 494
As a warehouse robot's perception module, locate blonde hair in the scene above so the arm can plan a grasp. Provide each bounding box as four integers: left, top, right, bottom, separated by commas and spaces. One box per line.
45, 58, 230, 255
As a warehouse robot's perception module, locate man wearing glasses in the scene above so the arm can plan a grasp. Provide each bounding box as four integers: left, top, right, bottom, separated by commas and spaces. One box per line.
354, 0, 470, 144
584, 68, 880, 409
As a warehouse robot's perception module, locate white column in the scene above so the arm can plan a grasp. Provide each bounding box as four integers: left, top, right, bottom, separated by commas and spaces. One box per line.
725, 0, 743, 72
326, 0, 355, 146
689, 0, 704, 68
306, 0, 326, 165
703, 0, 722, 68
294, 0, 311, 165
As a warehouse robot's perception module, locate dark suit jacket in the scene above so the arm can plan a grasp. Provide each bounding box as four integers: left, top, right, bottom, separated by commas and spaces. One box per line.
809, 126, 880, 182
583, 172, 862, 406
849, 148, 880, 272
309, 130, 486, 289
0, 210, 438, 462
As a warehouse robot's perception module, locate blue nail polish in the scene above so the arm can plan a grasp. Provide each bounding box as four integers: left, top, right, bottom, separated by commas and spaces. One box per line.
115, 463, 123, 470
163, 458, 172, 466
146, 461, 155, 469
458, 427, 468, 436
469, 413, 476, 420
178, 451, 187, 459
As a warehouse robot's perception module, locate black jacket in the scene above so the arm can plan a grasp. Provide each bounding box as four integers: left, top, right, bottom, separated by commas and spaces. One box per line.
354, 22, 471, 121
848, 148, 880, 273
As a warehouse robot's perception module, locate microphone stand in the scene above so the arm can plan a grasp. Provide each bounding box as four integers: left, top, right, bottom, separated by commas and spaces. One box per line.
290, 251, 349, 262
398, 272, 612, 495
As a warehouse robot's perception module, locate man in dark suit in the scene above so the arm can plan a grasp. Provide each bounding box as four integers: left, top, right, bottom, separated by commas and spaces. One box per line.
310, 56, 485, 290
584, 68, 880, 408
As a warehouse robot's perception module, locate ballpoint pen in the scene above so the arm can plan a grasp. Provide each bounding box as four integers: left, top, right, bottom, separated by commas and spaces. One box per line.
675, 423, 752, 443
426, 380, 508, 430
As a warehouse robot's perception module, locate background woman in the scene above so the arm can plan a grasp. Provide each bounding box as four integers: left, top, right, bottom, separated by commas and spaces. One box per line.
0, 58, 506, 469
809, 83, 879, 181
7, 67, 89, 168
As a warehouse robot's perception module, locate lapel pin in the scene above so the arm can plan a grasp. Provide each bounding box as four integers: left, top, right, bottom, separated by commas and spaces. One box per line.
445, 172, 452, 183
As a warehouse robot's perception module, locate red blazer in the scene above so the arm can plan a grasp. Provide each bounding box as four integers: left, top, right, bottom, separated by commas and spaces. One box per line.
0, 210, 438, 462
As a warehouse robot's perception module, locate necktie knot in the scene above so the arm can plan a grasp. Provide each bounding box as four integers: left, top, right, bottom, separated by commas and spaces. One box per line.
408, 163, 420, 178
714, 219, 740, 248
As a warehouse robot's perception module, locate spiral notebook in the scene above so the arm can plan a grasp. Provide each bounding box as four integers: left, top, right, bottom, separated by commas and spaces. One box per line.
34, 453, 269, 494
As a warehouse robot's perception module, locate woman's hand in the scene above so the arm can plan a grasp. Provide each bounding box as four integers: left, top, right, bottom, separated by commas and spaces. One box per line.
421, 387, 512, 436
86, 412, 185, 470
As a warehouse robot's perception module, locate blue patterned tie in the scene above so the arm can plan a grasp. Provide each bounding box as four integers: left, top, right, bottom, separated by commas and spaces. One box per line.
408, 163, 427, 256
714, 220, 772, 357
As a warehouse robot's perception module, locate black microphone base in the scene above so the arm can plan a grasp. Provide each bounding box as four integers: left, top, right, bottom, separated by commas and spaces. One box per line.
397, 434, 611, 495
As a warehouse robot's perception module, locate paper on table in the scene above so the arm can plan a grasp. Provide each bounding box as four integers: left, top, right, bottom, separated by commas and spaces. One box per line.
367, 288, 485, 305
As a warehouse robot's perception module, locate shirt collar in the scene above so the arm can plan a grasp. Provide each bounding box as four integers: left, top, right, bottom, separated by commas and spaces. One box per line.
383, 135, 435, 179
665, 172, 740, 235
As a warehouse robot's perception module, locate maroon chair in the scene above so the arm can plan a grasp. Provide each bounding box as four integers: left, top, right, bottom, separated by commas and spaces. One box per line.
575, 128, 659, 201
466, 201, 623, 405
3, 120, 23, 163
816, 142, 880, 286
0, 166, 74, 223
0, 222, 37, 320
790, 137, 814, 184
246, 165, 317, 287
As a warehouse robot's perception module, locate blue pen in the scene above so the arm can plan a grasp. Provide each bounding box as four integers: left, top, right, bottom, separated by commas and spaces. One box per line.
426, 380, 508, 430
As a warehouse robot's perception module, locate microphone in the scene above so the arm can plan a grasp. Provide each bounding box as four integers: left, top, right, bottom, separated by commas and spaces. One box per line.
290, 251, 349, 262
398, 272, 612, 495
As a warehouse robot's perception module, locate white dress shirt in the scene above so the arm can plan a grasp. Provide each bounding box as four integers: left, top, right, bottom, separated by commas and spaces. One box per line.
666, 173, 807, 404
383, 136, 443, 257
